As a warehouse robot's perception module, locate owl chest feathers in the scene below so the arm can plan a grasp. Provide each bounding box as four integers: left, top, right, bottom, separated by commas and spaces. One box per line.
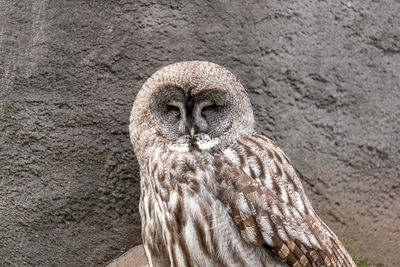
139, 136, 292, 267
139, 135, 355, 267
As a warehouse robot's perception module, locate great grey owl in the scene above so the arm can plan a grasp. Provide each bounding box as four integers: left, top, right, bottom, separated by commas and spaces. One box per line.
129, 61, 356, 267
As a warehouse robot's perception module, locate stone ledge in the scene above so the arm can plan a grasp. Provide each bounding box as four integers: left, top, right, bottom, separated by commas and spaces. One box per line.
106, 245, 147, 267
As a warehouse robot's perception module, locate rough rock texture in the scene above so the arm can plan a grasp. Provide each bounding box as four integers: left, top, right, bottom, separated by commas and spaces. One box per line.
1, 1, 399, 266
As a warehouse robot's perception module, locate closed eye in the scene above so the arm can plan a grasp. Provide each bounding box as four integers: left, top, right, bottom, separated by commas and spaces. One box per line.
202, 104, 217, 113
166, 105, 180, 113
201, 104, 220, 120
165, 105, 181, 119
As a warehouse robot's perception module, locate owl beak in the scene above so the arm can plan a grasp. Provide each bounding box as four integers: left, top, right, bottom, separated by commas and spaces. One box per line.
189, 127, 195, 138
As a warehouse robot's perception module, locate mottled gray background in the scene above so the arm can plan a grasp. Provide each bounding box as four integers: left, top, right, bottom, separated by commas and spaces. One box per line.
1, 0, 399, 266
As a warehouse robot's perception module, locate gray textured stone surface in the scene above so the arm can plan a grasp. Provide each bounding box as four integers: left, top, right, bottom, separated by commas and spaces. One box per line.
1, 1, 399, 266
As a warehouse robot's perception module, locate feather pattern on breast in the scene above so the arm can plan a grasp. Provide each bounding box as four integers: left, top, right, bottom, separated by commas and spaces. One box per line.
141, 143, 291, 266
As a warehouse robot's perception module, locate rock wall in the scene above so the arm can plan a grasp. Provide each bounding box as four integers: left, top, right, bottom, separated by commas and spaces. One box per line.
1, 1, 399, 266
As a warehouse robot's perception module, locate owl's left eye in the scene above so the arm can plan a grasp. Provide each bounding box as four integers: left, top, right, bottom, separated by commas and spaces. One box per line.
201, 104, 218, 118
202, 104, 217, 112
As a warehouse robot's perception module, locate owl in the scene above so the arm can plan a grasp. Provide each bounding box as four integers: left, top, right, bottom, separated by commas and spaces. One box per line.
129, 61, 356, 267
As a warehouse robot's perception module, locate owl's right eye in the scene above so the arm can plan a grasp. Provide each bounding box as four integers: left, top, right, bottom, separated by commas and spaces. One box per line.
165, 105, 181, 119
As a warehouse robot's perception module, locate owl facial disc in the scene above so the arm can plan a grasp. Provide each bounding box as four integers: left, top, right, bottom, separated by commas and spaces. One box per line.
130, 61, 256, 156
148, 86, 236, 149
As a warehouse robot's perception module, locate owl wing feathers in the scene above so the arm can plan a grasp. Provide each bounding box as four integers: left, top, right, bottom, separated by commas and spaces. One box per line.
214, 134, 355, 267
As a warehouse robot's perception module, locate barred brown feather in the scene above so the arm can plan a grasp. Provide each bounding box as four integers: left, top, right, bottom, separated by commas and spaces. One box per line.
216, 134, 356, 267
129, 61, 356, 267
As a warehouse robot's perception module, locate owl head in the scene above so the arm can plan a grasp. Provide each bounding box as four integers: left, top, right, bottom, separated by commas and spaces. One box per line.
130, 61, 255, 160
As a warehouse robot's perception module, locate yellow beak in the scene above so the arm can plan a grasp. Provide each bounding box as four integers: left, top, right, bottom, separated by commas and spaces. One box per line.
189, 127, 195, 138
